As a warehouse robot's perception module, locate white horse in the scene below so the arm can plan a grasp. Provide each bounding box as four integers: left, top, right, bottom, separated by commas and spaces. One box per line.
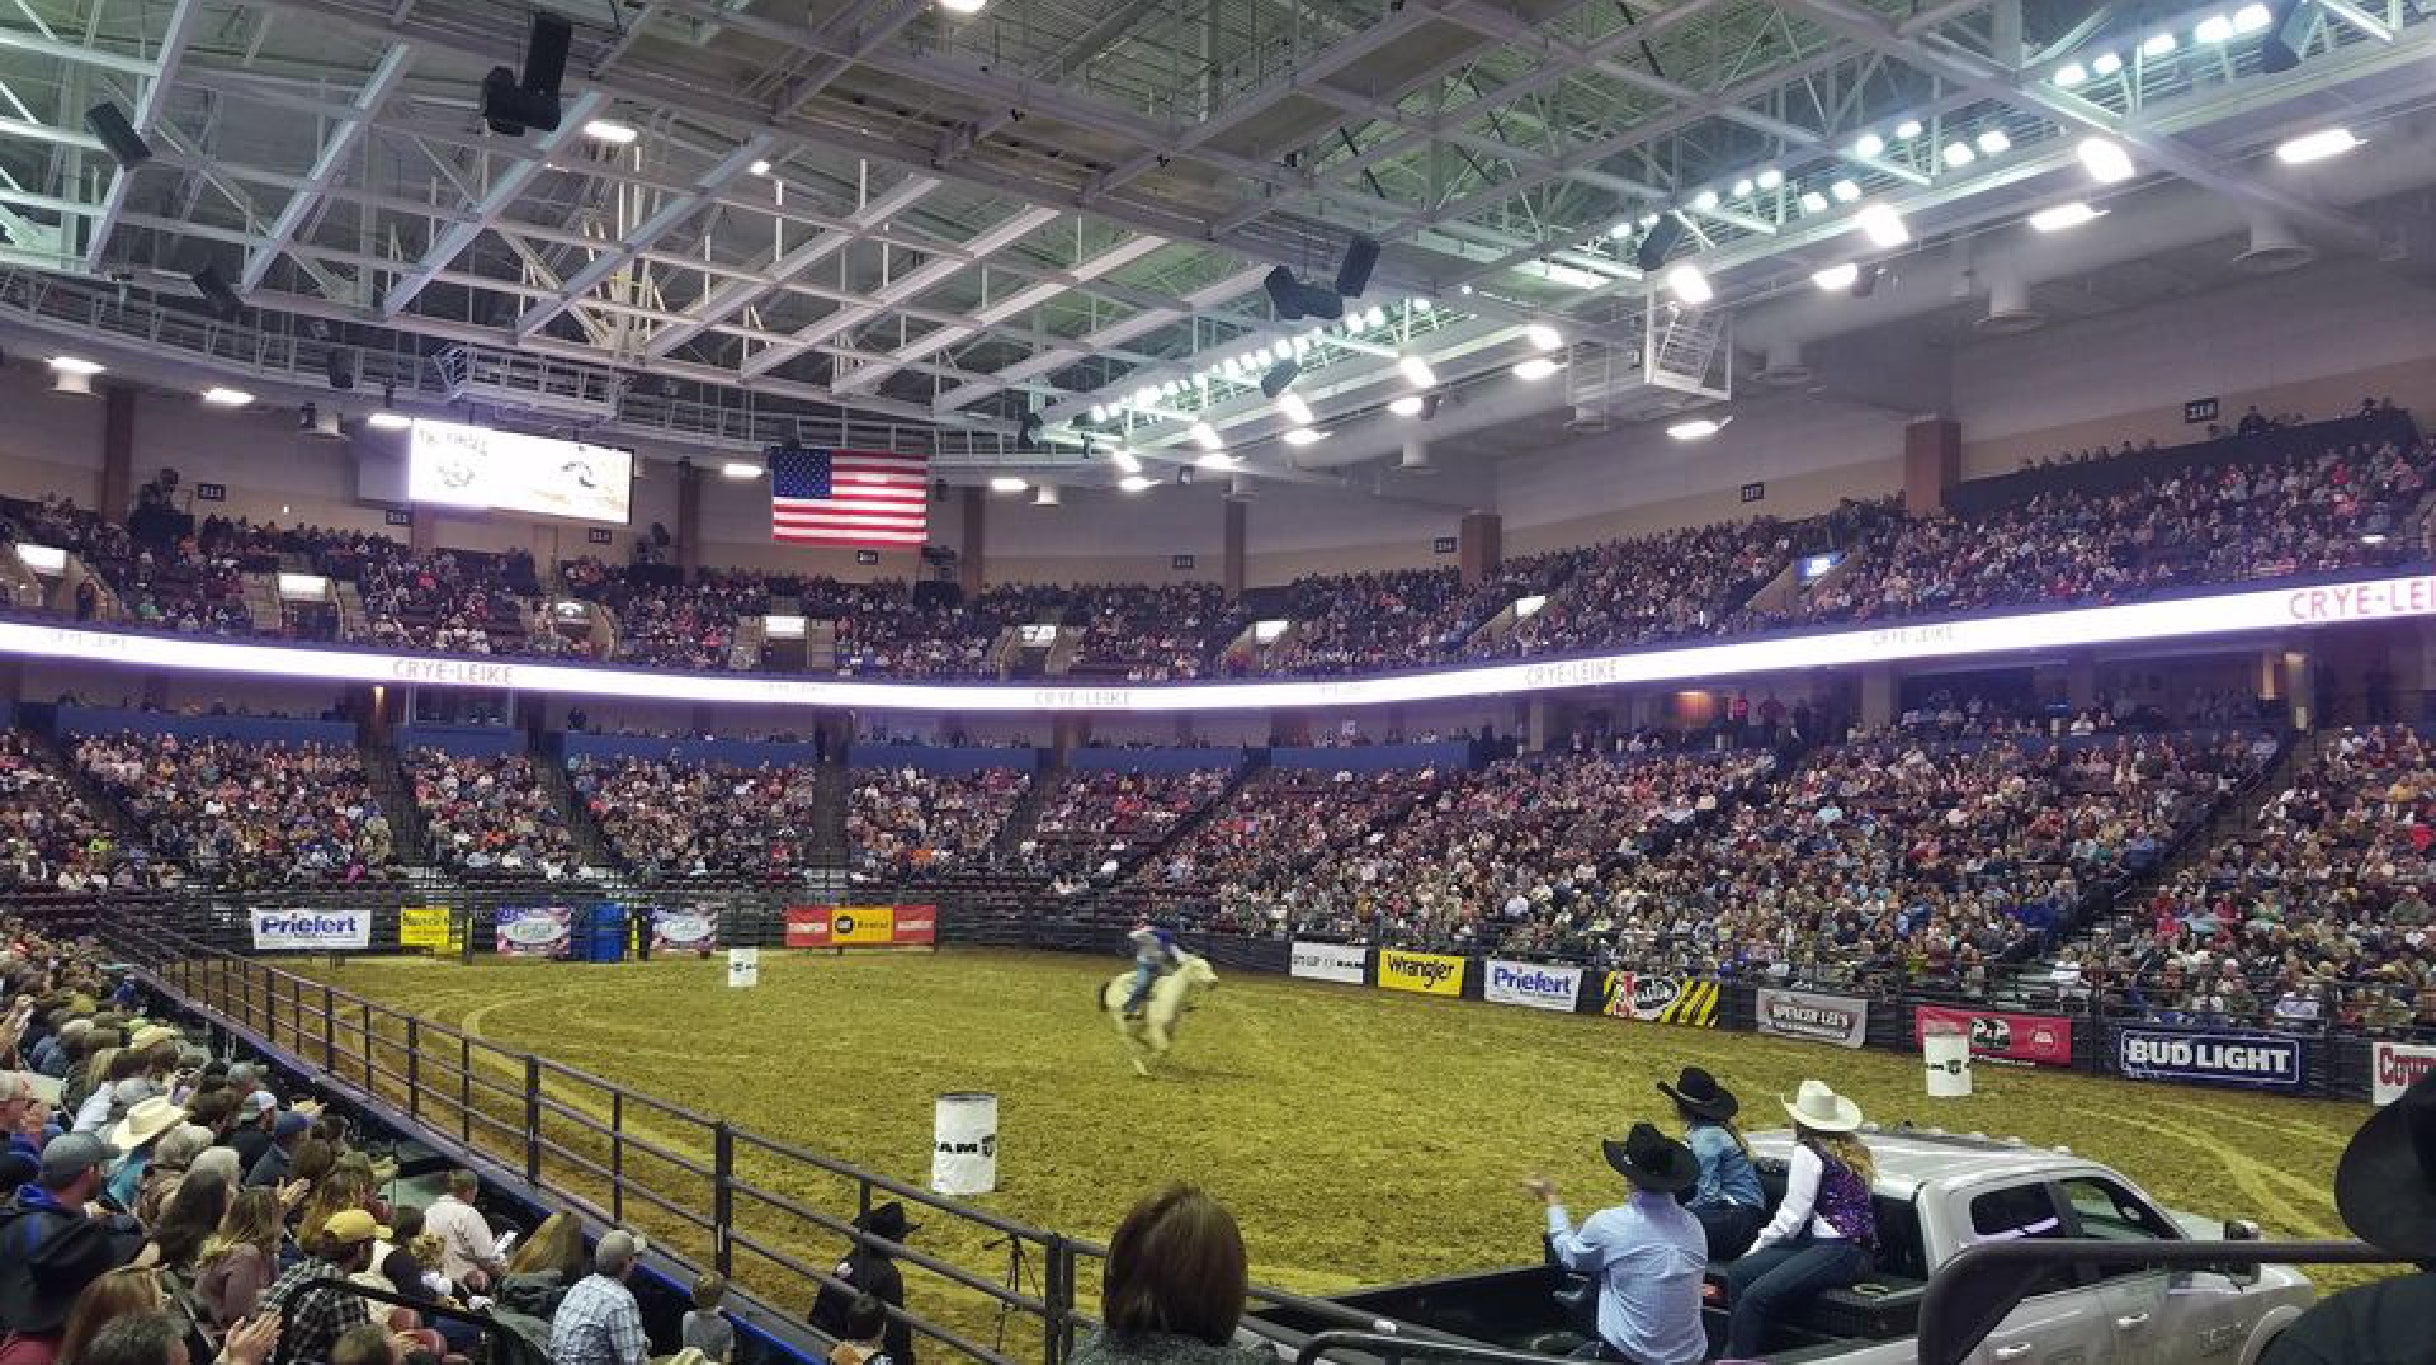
1098, 953, 1219, 1076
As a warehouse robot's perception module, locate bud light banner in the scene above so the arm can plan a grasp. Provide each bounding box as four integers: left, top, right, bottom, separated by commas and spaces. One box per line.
495, 906, 573, 959
1757, 988, 1869, 1049
2375, 1041, 2436, 1106
249, 909, 370, 952
1484, 960, 1583, 1012
2118, 1028, 2308, 1092
1602, 973, 1721, 1026
1914, 1004, 2074, 1068
651, 907, 719, 953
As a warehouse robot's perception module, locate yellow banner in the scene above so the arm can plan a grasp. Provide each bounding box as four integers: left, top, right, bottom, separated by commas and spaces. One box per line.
1377, 949, 1465, 997
831, 906, 897, 946
398, 907, 454, 951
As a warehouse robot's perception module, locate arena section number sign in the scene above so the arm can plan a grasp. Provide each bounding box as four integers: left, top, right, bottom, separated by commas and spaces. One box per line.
1290, 941, 1366, 984
1601, 973, 1720, 1026
248, 909, 370, 952
1914, 1004, 2073, 1068
2118, 1028, 2309, 1091
783, 905, 938, 949
1376, 950, 1465, 996
2376, 1041, 2436, 1105
1484, 960, 1583, 1011
1757, 988, 1869, 1049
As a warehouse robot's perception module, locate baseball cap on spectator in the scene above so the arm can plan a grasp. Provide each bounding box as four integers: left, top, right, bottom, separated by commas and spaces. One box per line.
38, 1131, 111, 1187
110, 1077, 158, 1109
272, 1110, 311, 1139
322, 1209, 390, 1246
243, 1090, 278, 1117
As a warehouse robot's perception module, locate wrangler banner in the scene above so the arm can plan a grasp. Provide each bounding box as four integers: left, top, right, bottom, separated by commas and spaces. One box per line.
1376, 949, 1465, 996
1602, 973, 1721, 1026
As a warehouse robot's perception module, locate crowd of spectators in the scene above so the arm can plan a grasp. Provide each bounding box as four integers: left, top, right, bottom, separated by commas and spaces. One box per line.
1015, 768, 1234, 882
1064, 583, 1234, 681
355, 549, 539, 656
570, 755, 827, 883
404, 751, 578, 880
1472, 521, 1790, 662
848, 767, 1029, 883
0, 733, 176, 894
74, 736, 392, 890
816, 581, 1063, 679
2064, 725, 2436, 1032
1258, 568, 1466, 676
563, 561, 767, 671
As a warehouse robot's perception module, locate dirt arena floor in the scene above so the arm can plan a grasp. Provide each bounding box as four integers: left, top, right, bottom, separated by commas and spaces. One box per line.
291, 948, 2379, 1341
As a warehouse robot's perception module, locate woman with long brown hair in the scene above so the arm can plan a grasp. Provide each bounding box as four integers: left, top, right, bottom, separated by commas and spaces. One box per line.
194, 1188, 285, 1328
143, 1171, 232, 1276
1068, 1186, 1272, 1365
54, 1267, 163, 1365
1658, 1067, 1766, 1260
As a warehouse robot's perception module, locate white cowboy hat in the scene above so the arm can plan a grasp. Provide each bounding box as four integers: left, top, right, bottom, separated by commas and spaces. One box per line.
107, 1096, 186, 1153
1781, 1079, 1865, 1134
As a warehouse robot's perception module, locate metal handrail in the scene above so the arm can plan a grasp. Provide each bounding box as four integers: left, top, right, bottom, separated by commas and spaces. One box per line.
1290, 1331, 1576, 1365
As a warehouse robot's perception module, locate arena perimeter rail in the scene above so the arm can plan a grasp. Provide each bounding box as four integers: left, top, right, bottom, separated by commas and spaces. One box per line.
78, 912, 1459, 1365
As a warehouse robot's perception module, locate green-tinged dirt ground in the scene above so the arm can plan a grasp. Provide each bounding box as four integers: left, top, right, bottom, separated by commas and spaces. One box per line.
287, 949, 2378, 1349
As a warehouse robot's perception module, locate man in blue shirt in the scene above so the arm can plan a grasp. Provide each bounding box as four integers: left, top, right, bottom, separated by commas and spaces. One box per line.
1528, 1124, 1710, 1365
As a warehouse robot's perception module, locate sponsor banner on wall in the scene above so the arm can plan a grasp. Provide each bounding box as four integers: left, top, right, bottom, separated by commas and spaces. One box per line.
495, 906, 573, 958
1757, 988, 1869, 1049
1602, 973, 1721, 1026
1484, 960, 1584, 1012
1376, 949, 1466, 997
1915, 1004, 2074, 1068
2375, 1041, 2436, 1105
249, 909, 370, 952
397, 907, 454, 951
782, 905, 936, 949
1291, 941, 1367, 984
651, 907, 719, 953
2119, 1028, 2309, 1091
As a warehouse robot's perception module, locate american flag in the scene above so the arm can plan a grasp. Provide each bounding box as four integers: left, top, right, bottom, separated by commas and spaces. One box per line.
769, 445, 931, 548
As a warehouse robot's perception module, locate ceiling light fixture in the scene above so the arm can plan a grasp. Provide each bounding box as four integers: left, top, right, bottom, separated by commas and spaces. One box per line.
2091, 51, 2123, 75
1398, 355, 1439, 389
1692, 188, 1720, 211
1756, 168, 1784, 190
1800, 190, 1830, 214
1524, 323, 1564, 351
2232, 2, 2273, 32
1668, 418, 1723, 441
1188, 421, 1225, 451
1812, 262, 1860, 291
1829, 178, 1862, 203
988, 476, 1028, 494
1855, 202, 1909, 247
1281, 428, 1326, 446
49, 356, 103, 376
1277, 392, 1315, 426
1852, 133, 1886, 158
366, 412, 412, 431
748, 159, 772, 176
1942, 141, 1977, 167
1118, 475, 1154, 493
1512, 357, 1560, 381
1894, 118, 1923, 140
582, 119, 638, 144
2029, 202, 2103, 232
939, 0, 988, 13
1665, 264, 1713, 305
1389, 394, 1427, 417
2194, 13, 2234, 41
2276, 127, 2360, 163
720, 461, 762, 480
1976, 128, 2012, 155
2077, 136, 2135, 183
2141, 31, 2178, 55
2054, 61, 2089, 85
201, 387, 254, 407
1730, 177, 1755, 197
1112, 449, 1144, 474
1197, 452, 1239, 470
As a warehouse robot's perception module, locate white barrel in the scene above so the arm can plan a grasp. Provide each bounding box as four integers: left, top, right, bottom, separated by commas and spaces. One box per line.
725, 948, 760, 988
1924, 1031, 1973, 1098
931, 1092, 999, 1195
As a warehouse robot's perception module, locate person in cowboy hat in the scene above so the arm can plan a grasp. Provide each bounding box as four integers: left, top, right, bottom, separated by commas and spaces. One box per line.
101, 1096, 185, 1211
1659, 1068, 1765, 1261
1524, 1123, 1709, 1365
1722, 1080, 1880, 1361
1120, 926, 1185, 1021
2260, 1069, 2436, 1364
809, 1202, 918, 1365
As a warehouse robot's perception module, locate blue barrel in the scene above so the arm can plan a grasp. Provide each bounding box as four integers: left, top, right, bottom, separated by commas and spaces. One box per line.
582, 904, 626, 962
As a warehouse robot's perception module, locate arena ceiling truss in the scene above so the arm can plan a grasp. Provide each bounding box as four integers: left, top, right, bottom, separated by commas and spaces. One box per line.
0, 0, 2430, 489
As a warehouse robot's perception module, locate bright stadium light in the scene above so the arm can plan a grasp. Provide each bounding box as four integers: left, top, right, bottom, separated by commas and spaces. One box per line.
1894, 118, 1923, 140
1197, 452, 1239, 470
2091, 51, 2124, 75
1942, 141, 1977, 168
2194, 13, 2234, 41
1524, 323, 1564, 351
720, 461, 762, 480
48, 356, 103, 376
749, 159, 773, 176
1800, 190, 1831, 214
1668, 418, 1722, 441
1111, 449, 1144, 474
1281, 428, 1326, 446
201, 387, 254, 407
1118, 475, 1154, 493
1976, 129, 2012, 156
366, 412, 412, 431
1852, 133, 1886, 158
1856, 203, 1909, 247
1398, 355, 1439, 389
2141, 31, 2178, 55
1277, 392, 1315, 426
1812, 262, 1860, 291
1692, 188, 1721, 211
2054, 61, 2090, 85
989, 476, 1028, 493
2233, 2, 2273, 31
2029, 202, 2103, 232
1731, 177, 1755, 198
2277, 128, 2361, 163
583, 119, 639, 145
1389, 394, 1426, 417
1756, 168, 1784, 190
1830, 178, 1862, 203
1512, 357, 1560, 381
1188, 421, 1224, 451
1665, 264, 1713, 305
2077, 137, 2135, 183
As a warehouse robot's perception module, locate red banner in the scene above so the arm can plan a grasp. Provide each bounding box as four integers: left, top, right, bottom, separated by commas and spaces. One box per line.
783, 905, 936, 949
1914, 1004, 2074, 1068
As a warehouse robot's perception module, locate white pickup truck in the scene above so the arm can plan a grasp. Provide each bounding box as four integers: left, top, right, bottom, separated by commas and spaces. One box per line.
1256, 1128, 2316, 1365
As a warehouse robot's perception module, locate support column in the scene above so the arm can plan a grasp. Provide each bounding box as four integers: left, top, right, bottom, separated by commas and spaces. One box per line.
1223, 499, 1247, 597
958, 486, 986, 595
100, 385, 135, 515
1459, 512, 1503, 588
2066, 651, 2099, 712
1904, 418, 1960, 516
409, 512, 437, 553
2282, 647, 2318, 733
1526, 696, 1551, 753
676, 459, 704, 574
1860, 664, 1897, 730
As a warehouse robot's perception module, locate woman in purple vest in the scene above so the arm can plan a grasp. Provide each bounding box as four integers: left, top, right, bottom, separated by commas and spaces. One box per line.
1721, 1081, 1879, 1360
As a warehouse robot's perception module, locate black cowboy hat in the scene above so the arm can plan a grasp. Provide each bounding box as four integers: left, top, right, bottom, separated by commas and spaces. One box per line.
1657, 1066, 1739, 1121
2336, 1069, 2436, 1260
853, 1201, 919, 1242
1602, 1122, 1700, 1194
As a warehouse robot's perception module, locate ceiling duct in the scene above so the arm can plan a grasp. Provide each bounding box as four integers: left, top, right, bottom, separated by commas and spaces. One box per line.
1399, 436, 1432, 470
1975, 271, 2046, 335
2233, 210, 2318, 274
1755, 339, 1813, 387
51, 370, 94, 397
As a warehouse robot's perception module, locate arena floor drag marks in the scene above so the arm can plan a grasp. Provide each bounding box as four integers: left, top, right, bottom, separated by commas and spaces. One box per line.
292, 950, 2391, 1306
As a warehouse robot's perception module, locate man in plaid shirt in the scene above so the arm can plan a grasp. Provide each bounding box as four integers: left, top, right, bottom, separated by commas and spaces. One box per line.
549, 1230, 651, 1365
260, 1209, 384, 1362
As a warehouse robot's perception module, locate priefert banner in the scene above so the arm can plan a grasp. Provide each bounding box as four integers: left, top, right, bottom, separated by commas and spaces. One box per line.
1757, 987, 1869, 1049
1484, 960, 1584, 1012
249, 908, 370, 952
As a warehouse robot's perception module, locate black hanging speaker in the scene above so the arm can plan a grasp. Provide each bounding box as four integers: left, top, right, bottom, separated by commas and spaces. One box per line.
1635, 215, 1685, 273
325, 348, 358, 391
522, 12, 573, 98
1259, 360, 1300, 399
190, 264, 242, 321
1264, 266, 1308, 321
85, 103, 151, 169
1335, 236, 1380, 299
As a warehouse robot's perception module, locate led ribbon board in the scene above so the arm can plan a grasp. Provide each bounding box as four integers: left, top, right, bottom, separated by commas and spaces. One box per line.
0, 573, 2424, 714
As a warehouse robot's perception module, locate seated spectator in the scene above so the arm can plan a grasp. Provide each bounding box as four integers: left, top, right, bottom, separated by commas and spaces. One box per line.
1069, 1186, 1268, 1365
849, 769, 1029, 883
546, 1231, 649, 1365
571, 757, 822, 883
258, 1211, 385, 1365
405, 752, 576, 881
0, 1133, 147, 1362
76, 737, 390, 890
